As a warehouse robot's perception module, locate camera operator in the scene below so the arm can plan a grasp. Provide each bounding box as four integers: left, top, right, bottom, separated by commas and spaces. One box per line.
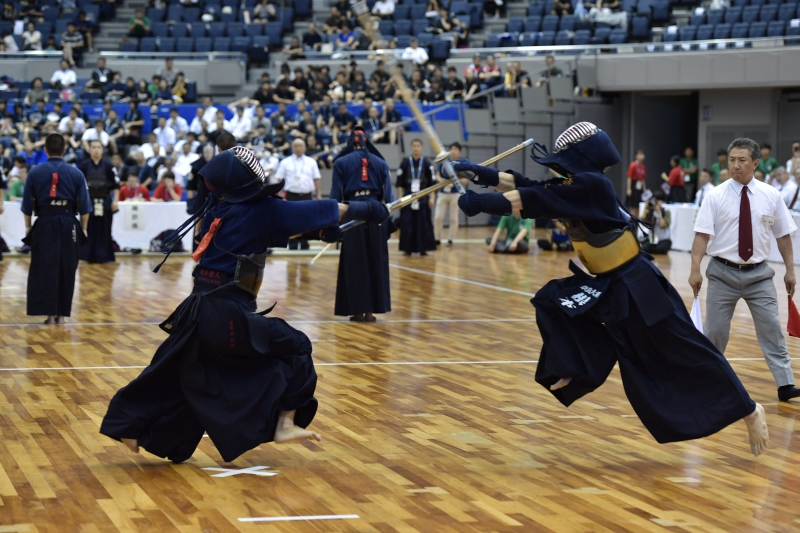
642, 189, 672, 254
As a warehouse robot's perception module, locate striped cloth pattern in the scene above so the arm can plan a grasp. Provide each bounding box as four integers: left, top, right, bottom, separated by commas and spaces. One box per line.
231, 146, 266, 184
554, 122, 598, 152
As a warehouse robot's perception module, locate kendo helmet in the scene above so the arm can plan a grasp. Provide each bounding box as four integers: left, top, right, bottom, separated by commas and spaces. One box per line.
198, 146, 285, 203
530, 122, 621, 177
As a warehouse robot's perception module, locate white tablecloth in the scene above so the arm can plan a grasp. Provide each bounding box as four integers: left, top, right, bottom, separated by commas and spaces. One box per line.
0, 201, 194, 251
640, 202, 800, 265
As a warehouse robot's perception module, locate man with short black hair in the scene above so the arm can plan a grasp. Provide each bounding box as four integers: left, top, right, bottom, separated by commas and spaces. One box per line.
434, 142, 468, 246
78, 139, 119, 263
691, 137, 800, 402
85, 57, 111, 93
60, 22, 84, 67
22, 133, 92, 324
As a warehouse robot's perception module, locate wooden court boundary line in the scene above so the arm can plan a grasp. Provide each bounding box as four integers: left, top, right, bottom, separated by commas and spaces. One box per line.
0, 318, 538, 327
388, 264, 537, 297
0, 358, 776, 372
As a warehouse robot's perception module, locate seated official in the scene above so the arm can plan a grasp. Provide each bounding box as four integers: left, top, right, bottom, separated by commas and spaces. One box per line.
537, 219, 573, 251
486, 209, 531, 254
642, 189, 672, 254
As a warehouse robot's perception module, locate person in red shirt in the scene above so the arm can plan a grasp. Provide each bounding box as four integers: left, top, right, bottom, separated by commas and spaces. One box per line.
151, 172, 183, 202
119, 172, 150, 201
625, 149, 647, 217
661, 155, 686, 203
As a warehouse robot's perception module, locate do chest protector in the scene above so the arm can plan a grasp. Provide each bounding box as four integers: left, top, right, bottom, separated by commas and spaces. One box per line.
565, 219, 640, 275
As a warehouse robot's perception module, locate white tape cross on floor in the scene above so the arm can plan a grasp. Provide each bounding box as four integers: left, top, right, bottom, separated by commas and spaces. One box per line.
202, 466, 277, 477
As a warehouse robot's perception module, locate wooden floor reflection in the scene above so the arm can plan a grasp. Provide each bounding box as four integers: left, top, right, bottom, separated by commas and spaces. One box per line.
0, 227, 798, 532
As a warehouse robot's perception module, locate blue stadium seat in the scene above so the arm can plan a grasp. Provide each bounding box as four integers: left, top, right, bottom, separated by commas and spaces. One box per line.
121, 39, 138, 52
559, 14, 577, 31
742, 5, 761, 23
379, 19, 394, 35
158, 37, 175, 52
778, 4, 797, 21
35, 22, 52, 35
177, 37, 194, 52
294, 0, 311, 18
652, 0, 670, 22
767, 20, 786, 35
213, 37, 231, 51
696, 24, 714, 40
663, 26, 679, 41
280, 8, 294, 32
417, 33, 434, 46
732, 0, 748, 6
484, 33, 502, 47
410, 5, 427, 19
0, 89, 19, 100
519, 31, 537, 46
220, 9, 236, 23
194, 37, 212, 52
412, 18, 430, 35
760, 4, 779, 20
231, 35, 251, 52
83, 5, 100, 24
608, 28, 627, 43
393, 5, 410, 20
593, 26, 611, 43
524, 16, 541, 32
227, 22, 244, 37
394, 20, 412, 34
555, 30, 572, 45
252, 35, 270, 50
749, 20, 768, 35
576, 17, 593, 31
788, 23, 800, 43
637, 0, 653, 15
690, 13, 705, 26
767, 0, 782, 4
707, 9, 724, 25
208, 22, 226, 38
724, 6, 742, 23
171, 23, 189, 38
632, 16, 650, 37
750, 0, 766, 5
244, 23, 263, 36
714, 22, 732, 38
55, 20, 69, 34
507, 19, 523, 33
188, 24, 205, 38
468, 2, 484, 29
573, 29, 591, 45
622, 0, 638, 12
167, 4, 183, 21
42, 8, 59, 22
395, 35, 412, 47
538, 31, 555, 46
139, 37, 157, 52
542, 15, 559, 32
147, 8, 164, 22
731, 21, 750, 37
182, 7, 201, 22
265, 25, 282, 46
430, 39, 449, 60
152, 22, 170, 37
528, 3, 545, 16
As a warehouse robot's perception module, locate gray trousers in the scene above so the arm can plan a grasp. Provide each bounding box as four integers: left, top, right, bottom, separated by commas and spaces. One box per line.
705, 258, 795, 387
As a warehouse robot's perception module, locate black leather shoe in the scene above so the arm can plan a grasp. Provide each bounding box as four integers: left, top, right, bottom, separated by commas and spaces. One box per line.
778, 385, 800, 401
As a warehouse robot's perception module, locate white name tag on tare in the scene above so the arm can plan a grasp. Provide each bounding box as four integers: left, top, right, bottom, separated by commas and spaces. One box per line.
762, 215, 775, 226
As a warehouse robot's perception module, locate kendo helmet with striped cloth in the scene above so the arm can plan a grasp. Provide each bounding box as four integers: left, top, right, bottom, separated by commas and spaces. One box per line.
530, 121, 621, 177
198, 146, 285, 204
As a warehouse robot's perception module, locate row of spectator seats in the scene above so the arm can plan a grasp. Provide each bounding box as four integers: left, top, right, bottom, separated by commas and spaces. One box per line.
146, 4, 295, 29
691, 4, 800, 25
150, 21, 284, 40
487, 27, 630, 47
728, 0, 800, 6
665, 20, 800, 39
377, 18, 451, 36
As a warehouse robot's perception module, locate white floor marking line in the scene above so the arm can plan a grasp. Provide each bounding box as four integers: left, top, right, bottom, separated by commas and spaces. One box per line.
389, 264, 537, 297
202, 466, 277, 478
316, 360, 539, 367
238, 515, 360, 523
0, 318, 536, 327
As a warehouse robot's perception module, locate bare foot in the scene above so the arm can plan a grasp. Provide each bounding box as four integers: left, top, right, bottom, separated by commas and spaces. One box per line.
274, 425, 322, 444
121, 438, 140, 453
550, 377, 573, 390
44, 316, 56, 325
744, 403, 769, 457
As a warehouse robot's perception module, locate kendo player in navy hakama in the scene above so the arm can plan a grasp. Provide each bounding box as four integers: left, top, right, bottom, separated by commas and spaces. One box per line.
331, 127, 393, 322
455, 122, 769, 456
100, 146, 389, 463
78, 139, 119, 263
0, 172, 6, 261
21, 134, 92, 325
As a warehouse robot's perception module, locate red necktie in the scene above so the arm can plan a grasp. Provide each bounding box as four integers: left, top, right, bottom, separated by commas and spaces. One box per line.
739, 185, 753, 262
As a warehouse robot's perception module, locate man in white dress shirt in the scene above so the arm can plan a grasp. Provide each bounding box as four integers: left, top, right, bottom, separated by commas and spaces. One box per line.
690, 138, 800, 402
401, 37, 429, 65
693, 169, 715, 207
273, 138, 322, 249
153, 116, 177, 155
772, 167, 800, 210
227, 105, 252, 142
166, 107, 189, 140
201, 96, 218, 125
50, 59, 77, 88
189, 107, 206, 135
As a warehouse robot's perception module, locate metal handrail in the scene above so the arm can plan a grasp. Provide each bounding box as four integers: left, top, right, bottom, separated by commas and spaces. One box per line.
98, 51, 247, 60
0, 50, 64, 59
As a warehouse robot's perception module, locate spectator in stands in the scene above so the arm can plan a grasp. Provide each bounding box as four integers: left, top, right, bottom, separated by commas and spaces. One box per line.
2, 31, 18, 52
1, 3, 16, 21
402, 38, 429, 65
252, 0, 277, 25
73, 11, 94, 53
487, 209, 531, 254
773, 167, 799, 209
479, 54, 502, 90
119, 171, 150, 201
363, 106, 386, 143
50, 59, 77, 89
271, 79, 293, 104
306, 79, 327, 104
270, 102, 289, 128
336, 21, 357, 50
305, 134, 330, 168
105, 109, 124, 147
552, 0, 572, 15
131, 150, 155, 189
156, 57, 177, 85
151, 171, 182, 202
5, 156, 25, 180
252, 81, 272, 105
189, 107, 206, 135
249, 105, 269, 133
0, 115, 18, 140
71, 101, 90, 124
463, 54, 482, 79
165, 108, 187, 141
290, 68, 310, 100
422, 78, 445, 104
26, 99, 47, 133
58, 107, 86, 139
119, 76, 136, 101
381, 98, 401, 144
283, 37, 304, 61
504, 61, 529, 97
462, 69, 482, 106
60, 22, 84, 67
122, 99, 144, 145
6, 164, 27, 200
303, 21, 323, 51
323, 6, 344, 36
372, 0, 395, 19
347, 71, 368, 103
18, 140, 46, 166
679, 146, 698, 201
440, 67, 464, 101
127, 9, 150, 39
44, 36, 57, 50
208, 113, 231, 144
171, 72, 187, 103
786, 141, 800, 174
84, 57, 111, 93
140, 132, 166, 167
153, 116, 176, 154
201, 96, 218, 124
153, 79, 174, 107
758, 142, 780, 178
23, 78, 48, 106
332, 102, 355, 144
709, 148, 727, 184
147, 75, 162, 100
694, 169, 714, 206
174, 140, 199, 176
267, 123, 290, 156
755, 169, 766, 182
661, 155, 686, 203
133, 79, 151, 104
227, 105, 251, 142
82, 119, 117, 155
408, 69, 429, 100
22, 22, 42, 51
626, 149, 646, 217
718, 167, 730, 183
104, 72, 127, 101
641, 190, 671, 254
536, 55, 563, 87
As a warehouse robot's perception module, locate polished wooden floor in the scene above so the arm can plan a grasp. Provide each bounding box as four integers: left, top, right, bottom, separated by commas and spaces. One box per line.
0, 227, 799, 532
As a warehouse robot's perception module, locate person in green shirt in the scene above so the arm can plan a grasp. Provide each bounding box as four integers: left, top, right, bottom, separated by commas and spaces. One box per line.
679, 146, 698, 201
7, 165, 27, 200
485, 209, 532, 254
127, 9, 150, 39
709, 149, 728, 185
757, 142, 779, 179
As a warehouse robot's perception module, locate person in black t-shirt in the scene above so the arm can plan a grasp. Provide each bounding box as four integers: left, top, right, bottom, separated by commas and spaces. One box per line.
422, 79, 445, 104
267, 124, 291, 157
357, 97, 374, 124
382, 98, 402, 145
290, 68, 310, 100
85, 57, 112, 93
443, 67, 464, 100
306, 79, 326, 104
271, 79, 294, 104
302, 22, 323, 51
284, 36, 305, 60
347, 71, 368, 103
333, 102, 355, 143
252, 81, 272, 104
365, 76, 386, 104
